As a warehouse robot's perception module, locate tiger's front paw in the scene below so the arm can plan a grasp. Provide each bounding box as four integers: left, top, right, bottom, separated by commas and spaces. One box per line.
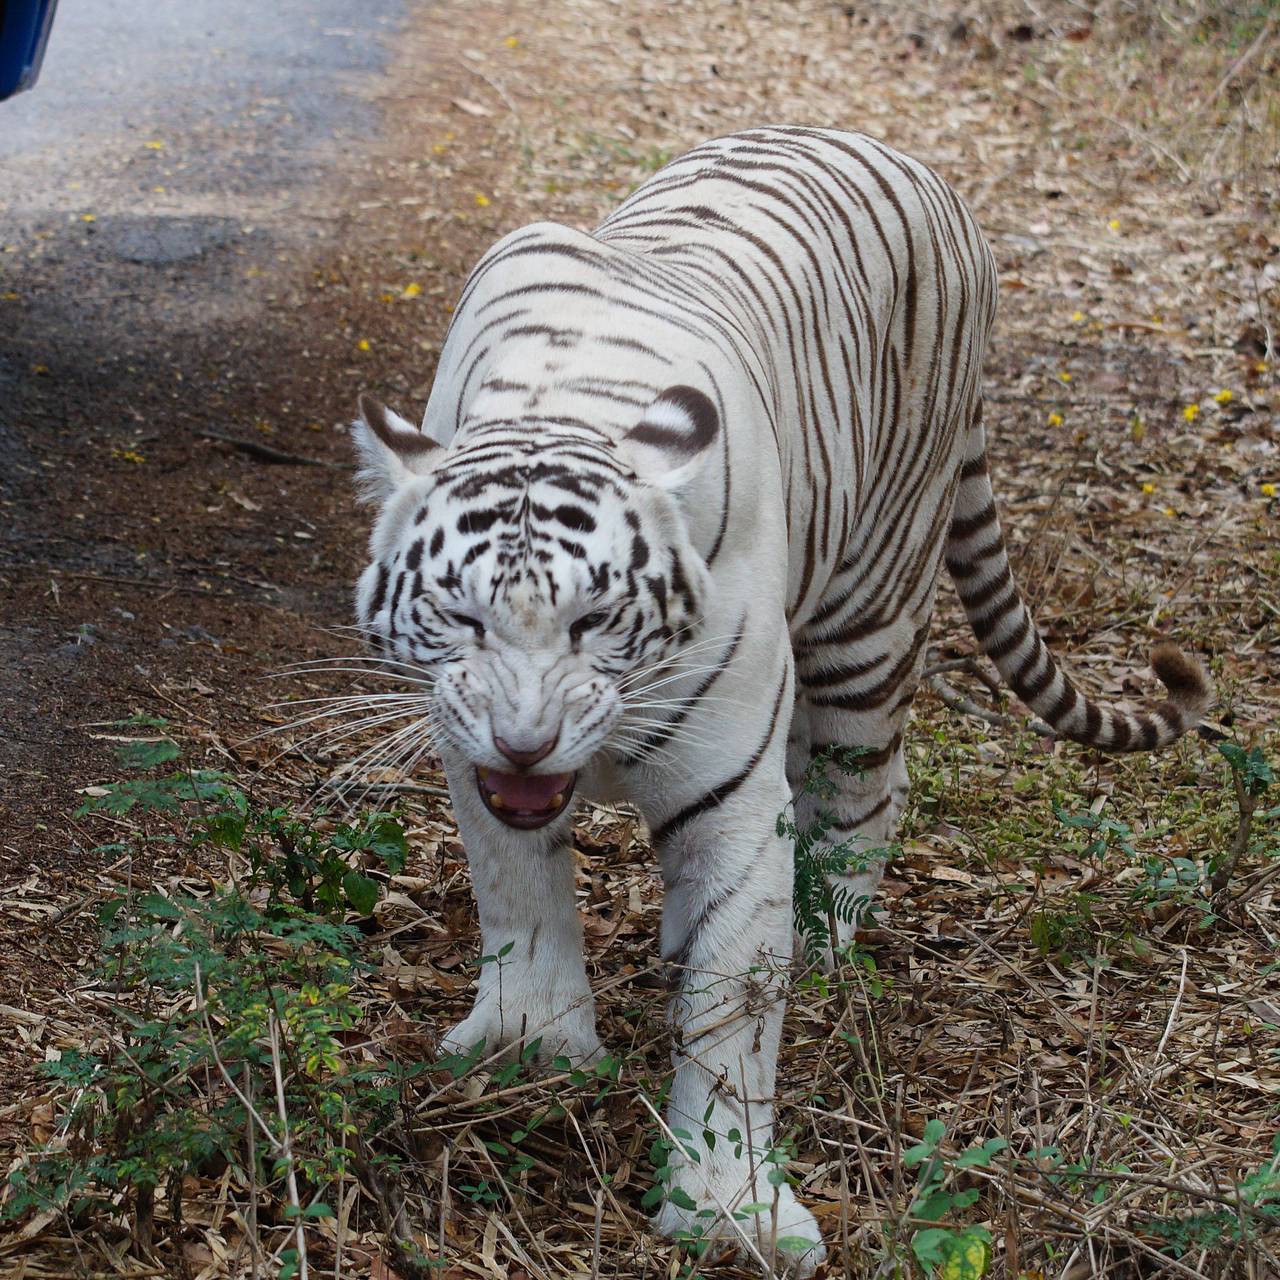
652, 1178, 826, 1277
439, 990, 602, 1066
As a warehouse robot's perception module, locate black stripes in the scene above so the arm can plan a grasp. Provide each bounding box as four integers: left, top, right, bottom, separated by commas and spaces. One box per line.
368, 563, 389, 618
829, 793, 891, 834
947, 441, 1205, 754
950, 501, 997, 541
652, 665, 789, 846
985, 612, 1031, 662
955, 561, 1012, 613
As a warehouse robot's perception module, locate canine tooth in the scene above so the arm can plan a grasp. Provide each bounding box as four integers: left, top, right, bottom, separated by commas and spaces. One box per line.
490, 793, 505, 808
550, 792, 564, 807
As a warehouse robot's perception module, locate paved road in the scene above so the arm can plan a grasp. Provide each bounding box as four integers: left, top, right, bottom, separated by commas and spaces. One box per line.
0, 0, 408, 446
0, 0, 413, 855
0, 0, 407, 377
2, 0, 403, 206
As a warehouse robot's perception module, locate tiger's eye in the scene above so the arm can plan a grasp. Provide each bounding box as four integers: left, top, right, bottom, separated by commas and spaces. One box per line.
448, 612, 485, 639
570, 609, 610, 642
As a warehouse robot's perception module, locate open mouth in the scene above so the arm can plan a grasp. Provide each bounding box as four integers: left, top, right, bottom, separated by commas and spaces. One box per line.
476, 766, 577, 830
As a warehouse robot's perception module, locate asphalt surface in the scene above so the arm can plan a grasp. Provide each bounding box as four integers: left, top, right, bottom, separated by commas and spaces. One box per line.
1, 0, 406, 370
0, 0, 411, 854
2, 0, 403, 199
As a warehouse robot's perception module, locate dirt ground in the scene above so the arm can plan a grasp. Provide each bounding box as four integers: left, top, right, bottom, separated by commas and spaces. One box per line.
1, 1, 1277, 1277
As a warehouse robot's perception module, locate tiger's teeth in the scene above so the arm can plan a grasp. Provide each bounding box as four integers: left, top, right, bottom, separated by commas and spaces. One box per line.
550, 792, 564, 808
490, 793, 505, 808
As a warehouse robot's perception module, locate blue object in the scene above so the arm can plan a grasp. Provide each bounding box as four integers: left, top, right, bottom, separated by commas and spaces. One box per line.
0, 0, 59, 100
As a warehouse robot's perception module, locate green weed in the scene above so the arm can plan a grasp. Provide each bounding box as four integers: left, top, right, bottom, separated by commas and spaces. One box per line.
786, 746, 894, 965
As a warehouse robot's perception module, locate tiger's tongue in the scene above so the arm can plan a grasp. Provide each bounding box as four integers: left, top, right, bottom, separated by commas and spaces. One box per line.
480, 768, 573, 811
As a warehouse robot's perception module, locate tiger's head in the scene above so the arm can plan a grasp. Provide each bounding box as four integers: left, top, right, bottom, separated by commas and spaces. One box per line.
350, 387, 720, 831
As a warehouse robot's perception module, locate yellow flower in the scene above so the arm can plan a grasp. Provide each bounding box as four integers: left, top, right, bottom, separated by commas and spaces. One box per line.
1141, 482, 1155, 494
379, 292, 395, 303
504, 35, 519, 47
1214, 388, 1233, 404
432, 142, 447, 154
401, 282, 422, 298
1070, 310, 1084, 323
1262, 483, 1277, 498
1047, 412, 1063, 427
81, 213, 96, 223
1255, 360, 1269, 374
113, 448, 146, 464
144, 140, 164, 150
357, 338, 371, 352
1058, 370, 1072, 382
1108, 218, 1121, 231
474, 193, 491, 207
152, 185, 166, 193
1183, 403, 1200, 422
1163, 506, 1176, 517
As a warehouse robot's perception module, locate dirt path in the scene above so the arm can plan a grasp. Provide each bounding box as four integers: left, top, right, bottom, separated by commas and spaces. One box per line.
2, 1, 1277, 1276
0, 0, 412, 860
0, 0, 411, 1122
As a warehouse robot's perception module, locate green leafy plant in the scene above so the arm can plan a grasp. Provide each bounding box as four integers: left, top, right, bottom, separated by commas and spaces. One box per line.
1051, 801, 1139, 864
9, 734, 433, 1276
3, 886, 414, 1243
1147, 1135, 1280, 1258
1053, 801, 1219, 924
785, 747, 894, 964
1029, 892, 1099, 961
77, 728, 408, 919
902, 1119, 1004, 1279
1210, 740, 1276, 895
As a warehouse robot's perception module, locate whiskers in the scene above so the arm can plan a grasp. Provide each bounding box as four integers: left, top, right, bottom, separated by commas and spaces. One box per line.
610, 627, 748, 766
255, 649, 444, 816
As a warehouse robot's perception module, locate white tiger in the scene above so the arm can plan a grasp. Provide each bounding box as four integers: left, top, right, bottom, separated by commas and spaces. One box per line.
350, 127, 1209, 1271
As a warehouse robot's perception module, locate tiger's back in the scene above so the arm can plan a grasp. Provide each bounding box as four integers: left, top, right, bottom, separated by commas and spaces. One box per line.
598, 126, 998, 628
426, 127, 998, 634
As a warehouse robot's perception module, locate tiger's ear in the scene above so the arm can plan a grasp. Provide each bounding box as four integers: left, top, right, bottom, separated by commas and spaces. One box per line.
621, 385, 720, 491
352, 393, 440, 505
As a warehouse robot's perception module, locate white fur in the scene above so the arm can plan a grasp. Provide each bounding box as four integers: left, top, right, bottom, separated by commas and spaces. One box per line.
352, 128, 1001, 1274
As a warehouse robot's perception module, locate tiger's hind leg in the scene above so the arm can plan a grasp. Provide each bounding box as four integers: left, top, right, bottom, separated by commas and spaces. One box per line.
791, 612, 926, 963
785, 692, 813, 795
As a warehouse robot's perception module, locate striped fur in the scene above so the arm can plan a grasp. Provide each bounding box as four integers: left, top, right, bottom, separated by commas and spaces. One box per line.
350, 127, 1210, 1270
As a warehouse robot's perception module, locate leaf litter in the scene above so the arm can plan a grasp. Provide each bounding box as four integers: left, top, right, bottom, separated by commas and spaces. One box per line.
2, 2, 1278, 1278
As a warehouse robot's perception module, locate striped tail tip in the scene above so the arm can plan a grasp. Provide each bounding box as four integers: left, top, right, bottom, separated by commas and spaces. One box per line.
1150, 642, 1212, 728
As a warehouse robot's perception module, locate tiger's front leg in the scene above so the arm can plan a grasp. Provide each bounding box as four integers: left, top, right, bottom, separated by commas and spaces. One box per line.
645, 669, 826, 1274
437, 747, 602, 1065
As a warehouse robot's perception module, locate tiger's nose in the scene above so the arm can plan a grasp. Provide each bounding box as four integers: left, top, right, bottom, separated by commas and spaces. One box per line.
493, 732, 558, 768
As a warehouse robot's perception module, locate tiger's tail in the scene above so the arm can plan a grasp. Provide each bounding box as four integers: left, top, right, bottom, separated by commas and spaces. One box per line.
944, 411, 1210, 751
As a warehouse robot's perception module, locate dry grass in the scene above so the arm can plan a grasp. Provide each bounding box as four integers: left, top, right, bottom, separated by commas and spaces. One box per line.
3, 2, 1278, 1278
